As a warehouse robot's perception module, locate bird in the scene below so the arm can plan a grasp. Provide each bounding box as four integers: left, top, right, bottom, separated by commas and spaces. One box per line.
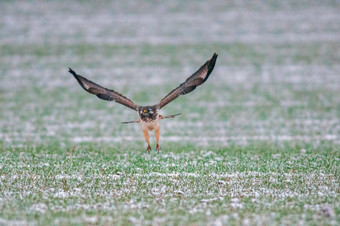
69, 53, 218, 152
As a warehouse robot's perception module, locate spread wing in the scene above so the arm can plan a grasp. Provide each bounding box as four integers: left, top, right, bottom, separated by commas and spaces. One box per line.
69, 68, 138, 111
159, 53, 218, 109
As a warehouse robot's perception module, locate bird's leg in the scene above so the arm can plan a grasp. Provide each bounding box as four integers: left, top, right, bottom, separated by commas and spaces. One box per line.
142, 127, 151, 152
155, 125, 160, 152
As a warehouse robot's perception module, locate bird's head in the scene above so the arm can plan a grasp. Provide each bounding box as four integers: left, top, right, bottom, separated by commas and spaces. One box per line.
138, 106, 157, 119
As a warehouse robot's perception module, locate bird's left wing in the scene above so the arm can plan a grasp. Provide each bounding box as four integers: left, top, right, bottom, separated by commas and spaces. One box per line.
69, 68, 138, 111
159, 53, 218, 109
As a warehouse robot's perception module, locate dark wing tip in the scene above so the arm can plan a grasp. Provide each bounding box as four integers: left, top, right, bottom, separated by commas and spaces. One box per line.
209, 53, 218, 70
68, 68, 88, 91
202, 53, 218, 82
68, 67, 77, 77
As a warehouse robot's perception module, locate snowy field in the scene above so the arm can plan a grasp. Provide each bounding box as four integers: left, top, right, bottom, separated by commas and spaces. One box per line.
0, 0, 339, 225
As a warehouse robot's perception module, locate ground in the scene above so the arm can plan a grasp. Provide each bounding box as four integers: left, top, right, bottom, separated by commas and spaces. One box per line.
0, 0, 339, 225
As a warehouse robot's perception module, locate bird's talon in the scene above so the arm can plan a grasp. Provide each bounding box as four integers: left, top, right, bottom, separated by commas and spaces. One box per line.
156, 144, 161, 153
146, 145, 151, 153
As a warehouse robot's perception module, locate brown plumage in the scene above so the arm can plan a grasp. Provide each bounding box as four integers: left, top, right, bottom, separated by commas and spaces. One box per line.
69, 53, 218, 152
159, 53, 218, 108
68, 68, 138, 111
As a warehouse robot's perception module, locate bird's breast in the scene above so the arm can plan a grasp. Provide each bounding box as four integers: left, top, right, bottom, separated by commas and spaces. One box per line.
140, 115, 160, 131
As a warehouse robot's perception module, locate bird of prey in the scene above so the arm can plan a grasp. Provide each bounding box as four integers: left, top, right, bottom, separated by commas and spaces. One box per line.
69, 53, 218, 152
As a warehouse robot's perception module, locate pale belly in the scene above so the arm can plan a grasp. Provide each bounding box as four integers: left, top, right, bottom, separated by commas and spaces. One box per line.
140, 118, 160, 131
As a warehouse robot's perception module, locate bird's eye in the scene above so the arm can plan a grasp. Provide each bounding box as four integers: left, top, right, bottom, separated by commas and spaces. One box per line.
143, 109, 147, 113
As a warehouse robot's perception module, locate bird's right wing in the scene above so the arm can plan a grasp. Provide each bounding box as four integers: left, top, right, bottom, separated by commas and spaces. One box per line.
69, 68, 138, 111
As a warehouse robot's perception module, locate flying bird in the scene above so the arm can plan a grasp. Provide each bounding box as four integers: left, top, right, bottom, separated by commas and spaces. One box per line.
69, 53, 218, 152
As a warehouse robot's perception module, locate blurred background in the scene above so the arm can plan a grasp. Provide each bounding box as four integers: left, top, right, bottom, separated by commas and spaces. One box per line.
1, 0, 340, 148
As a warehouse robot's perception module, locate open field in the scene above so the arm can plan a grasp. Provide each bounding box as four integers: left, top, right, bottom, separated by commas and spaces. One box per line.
1, 0, 340, 225
0, 144, 339, 225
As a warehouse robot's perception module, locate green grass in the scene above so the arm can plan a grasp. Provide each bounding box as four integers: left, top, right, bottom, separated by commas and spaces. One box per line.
0, 143, 339, 225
